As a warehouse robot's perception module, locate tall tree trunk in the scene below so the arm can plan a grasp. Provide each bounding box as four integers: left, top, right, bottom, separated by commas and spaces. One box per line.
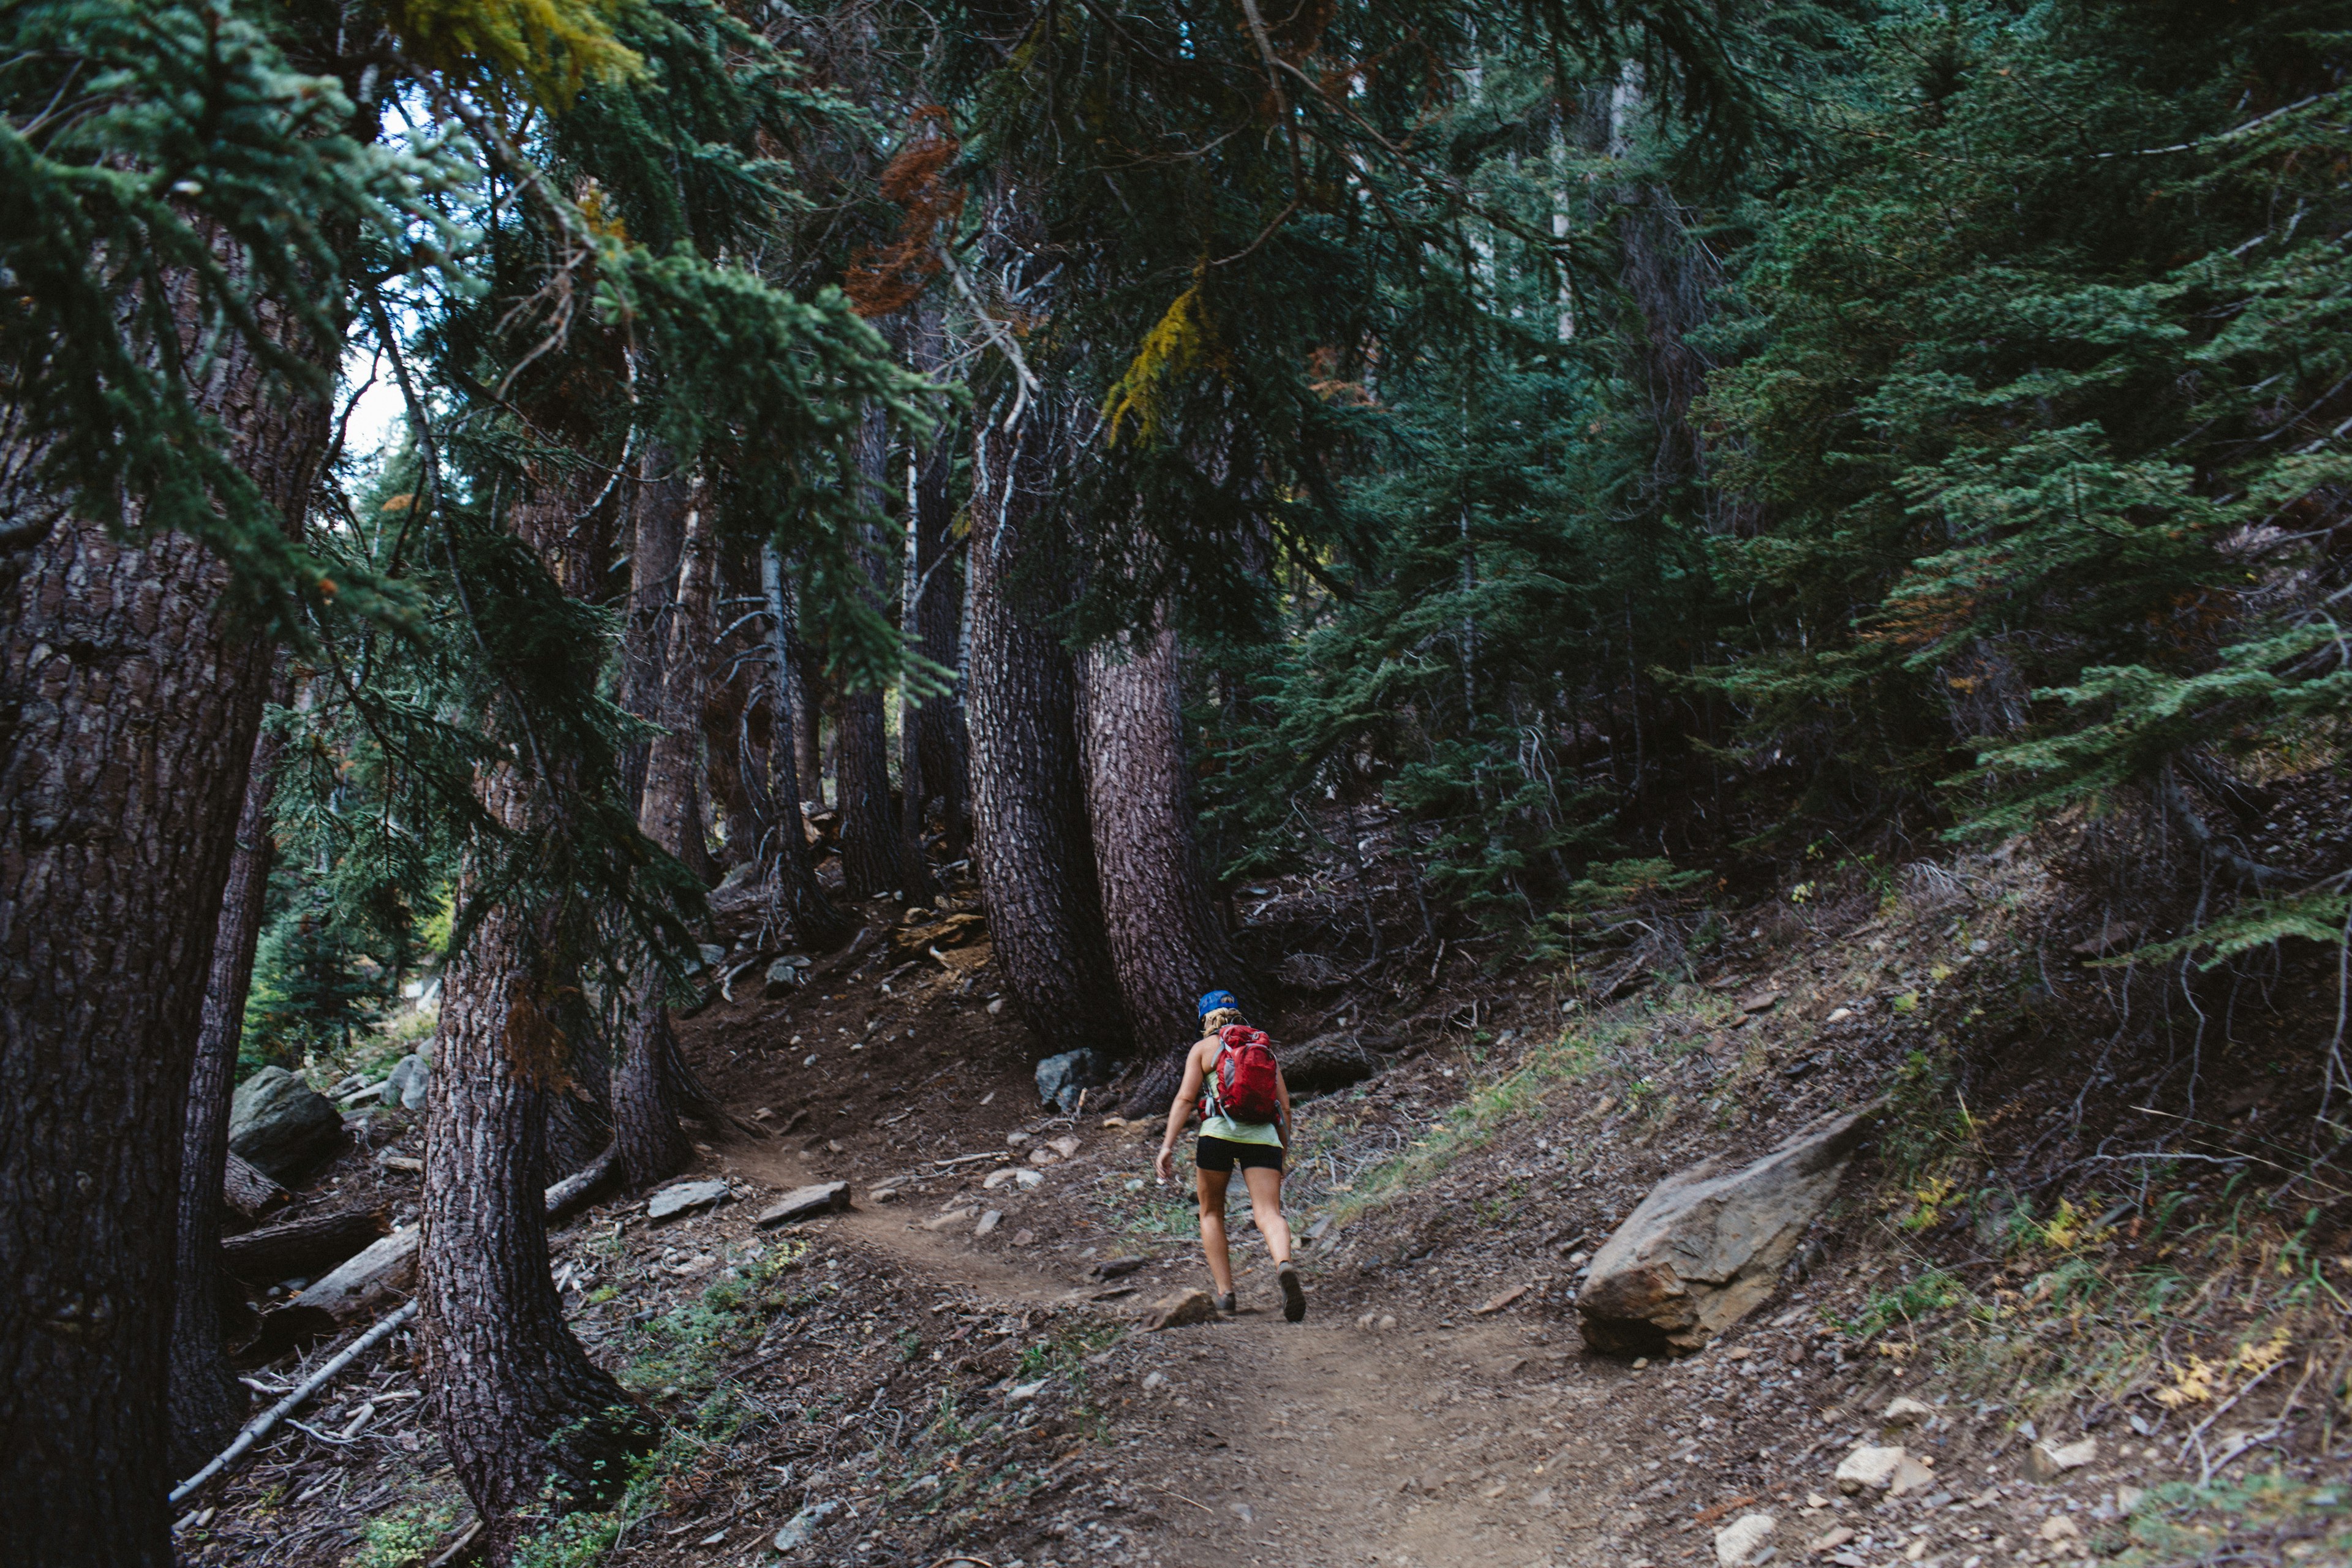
836, 404, 900, 899
1080, 619, 1239, 1091
422, 470, 655, 1555
168, 675, 292, 1476
907, 307, 968, 873
965, 402, 1129, 1055
0, 278, 326, 1562
762, 543, 855, 948
614, 488, 714, 1188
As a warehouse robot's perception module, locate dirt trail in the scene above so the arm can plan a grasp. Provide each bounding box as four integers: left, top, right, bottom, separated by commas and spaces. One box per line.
715, 1129, 1652, 1568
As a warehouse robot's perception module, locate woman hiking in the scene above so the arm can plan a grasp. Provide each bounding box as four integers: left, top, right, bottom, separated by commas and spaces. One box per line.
1154, 990, 1307, 1322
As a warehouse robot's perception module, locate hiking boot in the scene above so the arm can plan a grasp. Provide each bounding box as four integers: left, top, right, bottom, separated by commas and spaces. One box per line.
1215, 1291, 1237, 1316
1276, 1262, 1306, 1324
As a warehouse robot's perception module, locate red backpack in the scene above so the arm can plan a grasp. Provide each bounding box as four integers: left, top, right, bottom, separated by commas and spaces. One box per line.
1207, 1024, 1283, 1125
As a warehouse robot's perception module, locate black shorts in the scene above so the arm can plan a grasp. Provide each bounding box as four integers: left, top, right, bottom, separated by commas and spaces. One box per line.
1196, 1136, 1284, 1174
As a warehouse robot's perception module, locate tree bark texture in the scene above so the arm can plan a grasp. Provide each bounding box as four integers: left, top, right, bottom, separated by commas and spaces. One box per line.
614, 487, 711, 1189
836, 404, 900, 899
1078, 619, 1240, 1055
421, 468, 655, 1555
760, 544, 854, 948
169, 695, 290, 1476
0, 260, 326, 1562
965, 405, 1129, 1055
420, 801, 656, 1551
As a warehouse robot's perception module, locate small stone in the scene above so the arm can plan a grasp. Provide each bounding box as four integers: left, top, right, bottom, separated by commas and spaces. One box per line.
2027, 1438, 2097, 1482
1227, 1502, 1255, 1524
1714, 1514, 1777, 1566
1016, 1169, 1044, 1188
924, 1207, 979, 1232
1142, 1371, 1169, 1390
1825, 1008, 1853, 1024
1378, 1314, 1398, 1332
1090, 1256, 1149, 1281
646, 1180, 731, 1221
975, 1209, 1003, 1238
1007, 1377, 1048, 1402
1809, 1526, 1854, 1553
1882, 1396, 1936, 1428
1528, 1487, 1556, 1509
755, 1182, 851, 1227
1012, 1229, 1035, 1246
2036, 1517, 2079, 1544
987, 997, 1005, 1014
983, 1167, 1019, 1189
1028, 1147, 1061, 1166
1835, 1444, 1907, 1494
1005, 1131, 1031, 1146
1887, 1455, 1936, 1496
2115, 1485, 2145, 1515
1357, 1312, 1378, 1330
1147, 1289, 1219, 1330
772, 1499, 839, 1552
870, 1188, 899, 1204
1047, 1134, 1082, 1158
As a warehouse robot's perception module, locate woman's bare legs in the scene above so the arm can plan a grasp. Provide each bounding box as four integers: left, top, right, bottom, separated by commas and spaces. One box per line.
1194, 1164, 1235, 1295
1242, 1165, 1294, 1264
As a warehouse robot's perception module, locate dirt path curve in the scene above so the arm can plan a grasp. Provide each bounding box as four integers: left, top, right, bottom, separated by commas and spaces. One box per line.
717, 1137, 1649, 1568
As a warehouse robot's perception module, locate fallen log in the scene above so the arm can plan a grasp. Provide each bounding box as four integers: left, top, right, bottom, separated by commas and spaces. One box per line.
223, 1152, 289, 1221
222, 1207, 386, 1284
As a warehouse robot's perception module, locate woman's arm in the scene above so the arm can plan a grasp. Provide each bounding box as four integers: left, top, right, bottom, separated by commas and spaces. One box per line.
1155, 1043, 1207, 1181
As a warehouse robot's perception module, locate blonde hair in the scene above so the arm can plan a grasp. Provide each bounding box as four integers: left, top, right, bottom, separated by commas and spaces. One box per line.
1202, 1006, 1245, 1033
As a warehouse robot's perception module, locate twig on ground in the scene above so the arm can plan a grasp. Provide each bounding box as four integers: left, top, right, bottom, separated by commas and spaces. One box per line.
171, 1300, 419, 1504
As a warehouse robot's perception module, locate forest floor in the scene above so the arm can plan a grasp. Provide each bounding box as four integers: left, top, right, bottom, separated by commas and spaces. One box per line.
178, 835, 2352, 1568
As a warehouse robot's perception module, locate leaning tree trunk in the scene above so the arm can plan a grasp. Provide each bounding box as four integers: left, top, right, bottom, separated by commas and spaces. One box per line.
966, 402, 1129, 1055
1080, 619, 1241, 1108
761, 543, 855, 948
835, 403, 901, 899
0, 253, 328, 1562
168, 680, 292, 1476
613, 486, 713, 1189
422, 469, 655, 1555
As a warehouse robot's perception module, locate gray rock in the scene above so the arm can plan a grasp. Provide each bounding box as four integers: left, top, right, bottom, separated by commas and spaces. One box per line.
2028, 1436, 2097, 1480
694, 943, 726, 973
228, 1067, 345, 1180
1577, 1103, 1877, 1355
646, 1180, 731, 1221
1714, 1515, 1777, 1566
1035, 1049, 1109, 1113
1834, 1444, 1906, 1494
378, 1053, 430, 1111
974, 1209, 1003, 1238
764, 954, 812, 997
756, 1181, 851, 1227
771, 1499, 839, 1553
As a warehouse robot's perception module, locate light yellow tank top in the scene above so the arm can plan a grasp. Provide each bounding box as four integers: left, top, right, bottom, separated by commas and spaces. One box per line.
1198, 1032, 1282, 1146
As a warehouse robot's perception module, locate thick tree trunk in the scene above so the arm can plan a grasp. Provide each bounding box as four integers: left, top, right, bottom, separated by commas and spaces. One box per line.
614, 488, 712, 1189
836, 405, 900, 899
0, 256, 326, 1561
965, 404, 1129, 1055
169, 696, 290, 1476
420, 784, 657, 1553
422, 469, 656, 1555
762, 543, 855, 948
1079, 619, 1240, 1056
901, 307, 960, 886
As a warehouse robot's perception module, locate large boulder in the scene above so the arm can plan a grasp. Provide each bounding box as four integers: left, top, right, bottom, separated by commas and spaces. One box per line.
1576, 1103, 1877, 1355
1035, 1049, 1109, 1113
379, 1050, 430, 1111
228, 1066, 345, 1181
